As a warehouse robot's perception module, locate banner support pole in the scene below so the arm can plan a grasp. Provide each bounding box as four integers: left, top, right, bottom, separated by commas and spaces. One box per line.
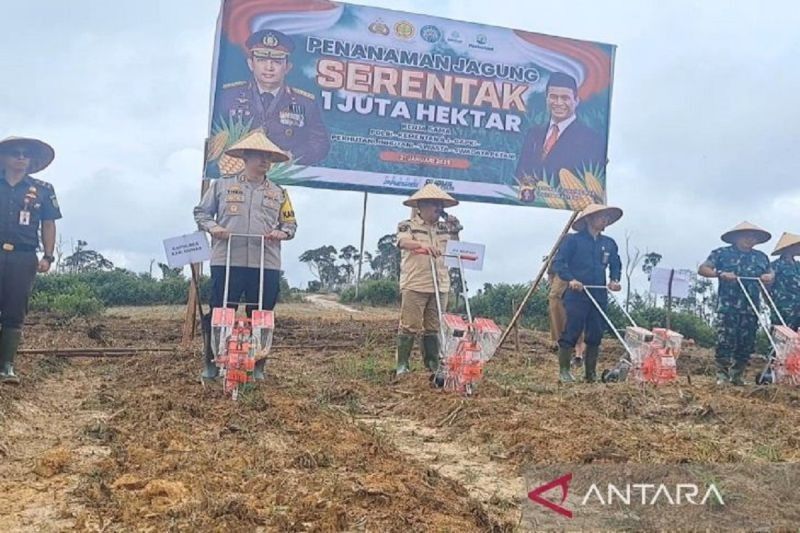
356, 192, 368, 297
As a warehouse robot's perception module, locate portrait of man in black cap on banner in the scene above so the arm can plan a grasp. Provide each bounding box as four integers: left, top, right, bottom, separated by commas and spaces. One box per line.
515, 71, 605, 184
216, 29, 330, 166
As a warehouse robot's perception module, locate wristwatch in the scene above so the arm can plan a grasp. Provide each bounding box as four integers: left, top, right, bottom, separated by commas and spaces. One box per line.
42, 254, 55, 263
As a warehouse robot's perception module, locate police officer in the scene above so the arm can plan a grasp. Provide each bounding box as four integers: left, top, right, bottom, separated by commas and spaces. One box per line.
0, 137, 61, 384
553, 203, 622, 383
769, 232, 799, 330
216, 29, 330, 165
194, 129, 297, 380
395, 184, 462, 376
699, 222, 774, 385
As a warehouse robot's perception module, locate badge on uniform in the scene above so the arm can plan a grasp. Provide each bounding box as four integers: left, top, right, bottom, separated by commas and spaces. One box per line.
279, 110, 305, 127
19, 210, 31, 226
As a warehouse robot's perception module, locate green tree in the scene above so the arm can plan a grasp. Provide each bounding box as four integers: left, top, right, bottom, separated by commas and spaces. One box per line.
61, 240, 113, 273
370, 234, 400, 280
299, 245, 339, 290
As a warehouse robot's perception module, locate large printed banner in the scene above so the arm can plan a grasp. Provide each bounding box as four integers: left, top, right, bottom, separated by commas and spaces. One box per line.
205, 0, 616, 210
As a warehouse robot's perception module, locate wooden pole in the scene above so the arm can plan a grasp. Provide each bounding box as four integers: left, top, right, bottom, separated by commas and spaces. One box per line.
495, 210, 579, 353
356, 192, 368, 298
511, 298, 520, 353
181, 178, 211, 346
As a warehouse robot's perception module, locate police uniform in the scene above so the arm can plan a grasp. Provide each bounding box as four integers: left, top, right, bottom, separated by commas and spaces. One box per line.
215, 30, 330, 166
701, 222, 773, 383
194, 172, 296, 313
394, 184, 461, 375
769, 233, 800, 330
552, 204, 623, 383
0, 136, 60, 383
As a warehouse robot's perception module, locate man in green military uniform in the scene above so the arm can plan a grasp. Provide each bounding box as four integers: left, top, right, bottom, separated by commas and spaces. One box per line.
699, 222, 774, 385
395, 184, 462, 376
769, 232, 800, 330
0, 137, 61, 384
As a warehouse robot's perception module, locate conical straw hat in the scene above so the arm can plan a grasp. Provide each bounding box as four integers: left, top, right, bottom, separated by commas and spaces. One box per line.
0, 136, 55, 174
403, 184, 458, 208
772, 232, 800, 255
572, 203, 623, 231
721, 221, 771, 244
224, 129, 289, 162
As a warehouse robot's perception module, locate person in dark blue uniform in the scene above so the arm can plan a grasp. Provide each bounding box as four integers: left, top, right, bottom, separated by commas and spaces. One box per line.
553, 203, 622, 383
216, 29, 330, 166
0, 137, 62, 384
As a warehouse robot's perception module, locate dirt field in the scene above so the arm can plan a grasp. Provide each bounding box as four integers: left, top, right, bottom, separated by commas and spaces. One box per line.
1, 300, 799, 531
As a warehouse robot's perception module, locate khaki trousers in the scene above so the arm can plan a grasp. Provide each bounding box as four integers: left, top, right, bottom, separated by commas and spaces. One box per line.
399, 290, 448, 335
548, 274, 585, 354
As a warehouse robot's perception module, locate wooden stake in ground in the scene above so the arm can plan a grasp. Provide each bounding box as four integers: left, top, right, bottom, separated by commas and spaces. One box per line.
182, 178, 211, 346
495, 210, 579, 354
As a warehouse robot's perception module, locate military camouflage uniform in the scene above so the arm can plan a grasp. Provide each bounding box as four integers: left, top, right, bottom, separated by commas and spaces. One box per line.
770, 256, 800, 329
704, 246, 771, 368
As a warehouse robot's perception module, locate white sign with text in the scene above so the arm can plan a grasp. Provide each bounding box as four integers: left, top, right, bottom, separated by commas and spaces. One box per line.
163, 231, 211, 269
444, 241, 486, 271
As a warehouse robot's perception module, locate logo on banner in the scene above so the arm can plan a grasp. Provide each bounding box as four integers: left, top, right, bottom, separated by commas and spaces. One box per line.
446, 30, 464, 44
394, 21, 415, 39
420, 25, 442, 43
476, 33, 488, 45
368, 20, 389, 35
469, 33, 494, 51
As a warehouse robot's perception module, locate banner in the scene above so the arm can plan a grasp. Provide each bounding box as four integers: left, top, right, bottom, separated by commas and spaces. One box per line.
205, 0, 616, 210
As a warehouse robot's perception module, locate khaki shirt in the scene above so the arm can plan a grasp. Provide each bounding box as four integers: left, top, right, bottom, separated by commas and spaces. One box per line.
194, 174, 296, 269
397, 214, 462, 293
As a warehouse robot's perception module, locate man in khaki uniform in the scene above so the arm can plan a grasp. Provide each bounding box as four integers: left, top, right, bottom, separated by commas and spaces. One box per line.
194, 129, 296, 380
395, 184, 462, 375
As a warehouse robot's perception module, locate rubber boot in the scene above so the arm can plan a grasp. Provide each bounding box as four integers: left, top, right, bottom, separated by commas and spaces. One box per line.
395, 334, 414, 376
584, 345, 599, 383
0, 328, 23, 385
715, 358, 731, 385
200, 315, 219, 380
558, 346, 575, 383
421, 334, 441, 373
253, 358, 267, 381
730, 360, 748, 386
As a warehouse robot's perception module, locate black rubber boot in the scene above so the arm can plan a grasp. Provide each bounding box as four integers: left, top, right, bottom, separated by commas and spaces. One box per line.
200, 314, 219, 380
253, 358, 267, 381
395, 334, 415, 375
715, 358, 731, 385
584, 345, 599, 383
730, 360, 749, 386
421, 334, 441, 373
558, 346, 575, 383
0, 328, 23, 385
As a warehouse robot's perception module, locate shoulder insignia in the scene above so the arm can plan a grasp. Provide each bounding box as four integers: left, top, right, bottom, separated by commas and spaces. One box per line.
222, 80, 248, 90
289, 87, 315, 100
398, 220, 412, 232
29, 177, 53, 189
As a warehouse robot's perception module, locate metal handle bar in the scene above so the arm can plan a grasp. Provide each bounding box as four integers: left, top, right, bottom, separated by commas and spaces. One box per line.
738, 276, 786, 327
736, 278, 780, 355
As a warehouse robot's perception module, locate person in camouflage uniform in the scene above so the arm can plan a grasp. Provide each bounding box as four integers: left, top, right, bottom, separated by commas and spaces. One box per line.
769, 232, 800, 330
699, 222, 774, 385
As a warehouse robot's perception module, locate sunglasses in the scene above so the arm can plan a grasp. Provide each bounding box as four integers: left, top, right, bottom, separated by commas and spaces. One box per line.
4, 149, 31, 159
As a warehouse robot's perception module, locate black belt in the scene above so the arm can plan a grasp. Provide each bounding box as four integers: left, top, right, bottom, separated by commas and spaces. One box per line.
1, 243, 37, 252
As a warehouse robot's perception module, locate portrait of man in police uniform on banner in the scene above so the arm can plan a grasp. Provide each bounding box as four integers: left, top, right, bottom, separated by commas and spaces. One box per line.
211, 29, 330, 173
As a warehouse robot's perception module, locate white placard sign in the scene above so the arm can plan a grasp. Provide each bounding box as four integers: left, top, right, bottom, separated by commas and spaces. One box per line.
649, 267, 691, 299
444, 241, 486, 271
163, 231, 212, 269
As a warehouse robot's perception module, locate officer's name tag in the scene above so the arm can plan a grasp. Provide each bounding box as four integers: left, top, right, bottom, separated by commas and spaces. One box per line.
19, 211, 30, 226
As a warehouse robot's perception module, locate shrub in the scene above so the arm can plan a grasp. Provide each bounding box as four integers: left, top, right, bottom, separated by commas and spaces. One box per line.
340, 279, 400, 306
31, 281, 105, 318
468, 283, 549, 329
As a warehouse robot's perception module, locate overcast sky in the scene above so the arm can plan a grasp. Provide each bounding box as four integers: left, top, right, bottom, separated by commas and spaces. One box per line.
2, 0, 799, 293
